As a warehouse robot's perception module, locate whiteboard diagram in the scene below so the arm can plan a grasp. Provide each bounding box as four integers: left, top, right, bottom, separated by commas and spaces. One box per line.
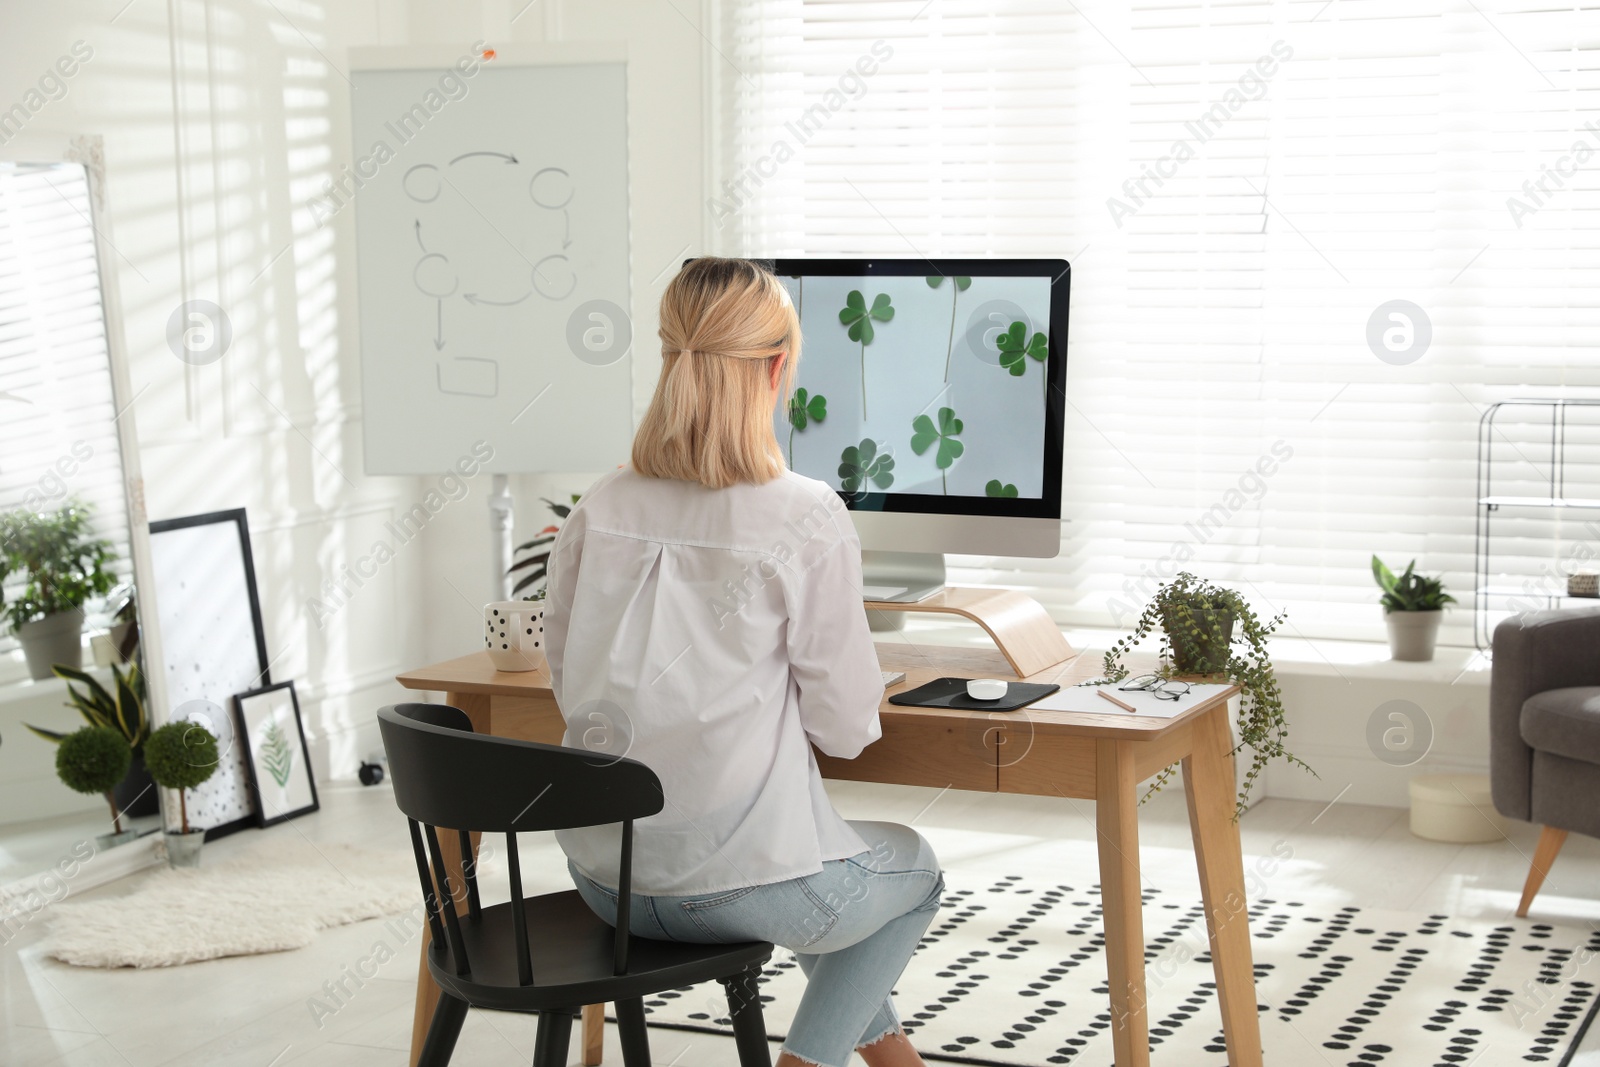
349, 49, 632, 474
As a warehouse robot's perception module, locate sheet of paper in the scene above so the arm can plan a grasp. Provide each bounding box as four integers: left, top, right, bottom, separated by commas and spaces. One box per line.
1026, 682, 1235, 719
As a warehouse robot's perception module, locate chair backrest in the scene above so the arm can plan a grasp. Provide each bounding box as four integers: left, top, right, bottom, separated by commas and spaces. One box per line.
377, 702, 663, 984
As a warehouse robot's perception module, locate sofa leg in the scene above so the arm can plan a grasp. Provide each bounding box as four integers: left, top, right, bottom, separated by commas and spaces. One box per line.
1517, 826, 1569, 918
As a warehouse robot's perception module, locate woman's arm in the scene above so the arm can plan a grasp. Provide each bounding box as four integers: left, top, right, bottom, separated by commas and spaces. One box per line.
785, 525, 884, 760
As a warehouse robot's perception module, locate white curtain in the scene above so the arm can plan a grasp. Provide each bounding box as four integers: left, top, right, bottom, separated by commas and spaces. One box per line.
709, 0, 1600, 645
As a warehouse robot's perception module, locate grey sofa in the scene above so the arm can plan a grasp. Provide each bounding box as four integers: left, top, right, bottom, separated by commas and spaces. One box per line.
1490, 605, 1600, 916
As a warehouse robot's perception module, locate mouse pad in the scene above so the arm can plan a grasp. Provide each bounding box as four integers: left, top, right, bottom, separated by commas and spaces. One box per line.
888, 677, 1060, 712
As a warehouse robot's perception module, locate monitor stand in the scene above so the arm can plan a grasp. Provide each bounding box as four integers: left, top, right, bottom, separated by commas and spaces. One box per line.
861, 550, 946, 605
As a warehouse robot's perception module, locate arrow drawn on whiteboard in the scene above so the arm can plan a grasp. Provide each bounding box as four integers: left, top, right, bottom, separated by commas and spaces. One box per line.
434, 299, 445, 350
464, 289, 532, 307
450, 151, 519, 166
414, 220, 428, 253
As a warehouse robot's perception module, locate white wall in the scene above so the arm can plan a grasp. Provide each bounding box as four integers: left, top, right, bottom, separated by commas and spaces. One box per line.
0, 0, 703, 815
2, 0, 1491, 820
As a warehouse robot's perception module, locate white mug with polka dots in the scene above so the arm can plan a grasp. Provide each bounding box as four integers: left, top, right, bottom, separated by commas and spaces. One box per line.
483, 600, 546, 672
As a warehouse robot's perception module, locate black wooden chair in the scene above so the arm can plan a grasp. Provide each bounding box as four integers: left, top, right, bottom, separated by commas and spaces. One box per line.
378, 703, 775, 1067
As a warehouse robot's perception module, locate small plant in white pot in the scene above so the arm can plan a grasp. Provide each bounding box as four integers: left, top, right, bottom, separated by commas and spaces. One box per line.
144, 721, 219, 868
1372, 555, 1455, 662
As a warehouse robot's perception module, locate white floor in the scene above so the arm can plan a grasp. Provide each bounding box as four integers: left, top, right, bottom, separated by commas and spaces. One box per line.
4, 777, 1599, 1067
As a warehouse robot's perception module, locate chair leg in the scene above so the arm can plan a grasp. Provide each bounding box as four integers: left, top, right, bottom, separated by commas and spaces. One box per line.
1517, 826, 1569, 918
418, 992, 470, 1067
720, 966, 772, 1067
534, 1009, 576, 1067
615, 998, 651, 1067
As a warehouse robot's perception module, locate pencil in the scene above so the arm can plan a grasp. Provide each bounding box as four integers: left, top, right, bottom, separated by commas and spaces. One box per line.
1097, 688, 1137, 713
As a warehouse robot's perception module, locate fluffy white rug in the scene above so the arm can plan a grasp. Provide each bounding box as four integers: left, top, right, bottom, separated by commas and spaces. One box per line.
43, 836, 419, 968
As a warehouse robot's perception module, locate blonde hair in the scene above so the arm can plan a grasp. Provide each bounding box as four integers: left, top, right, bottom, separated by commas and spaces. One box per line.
631, 257, 800, 488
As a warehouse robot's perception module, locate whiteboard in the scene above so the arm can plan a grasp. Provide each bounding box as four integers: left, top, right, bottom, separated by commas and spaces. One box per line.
349, 46, 632, 474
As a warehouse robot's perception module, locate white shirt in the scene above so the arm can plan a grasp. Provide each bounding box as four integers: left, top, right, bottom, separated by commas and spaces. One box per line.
544, 466, 884, 896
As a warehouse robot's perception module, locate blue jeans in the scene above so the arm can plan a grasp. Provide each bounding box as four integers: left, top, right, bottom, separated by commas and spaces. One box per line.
568, 820, 943, 1067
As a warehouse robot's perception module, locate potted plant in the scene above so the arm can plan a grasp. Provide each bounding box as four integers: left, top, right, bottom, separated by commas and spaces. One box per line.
508, 495, 579, 599
26, 661, 156, 817
1099, 572, 1313, 814
144, 720, 219, 868
1371, 555, 1455, 662
55, 726, 137, 847
0, 501, 117, 680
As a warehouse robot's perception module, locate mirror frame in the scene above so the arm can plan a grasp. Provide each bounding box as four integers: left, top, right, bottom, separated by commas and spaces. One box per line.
0, 133, 175, 824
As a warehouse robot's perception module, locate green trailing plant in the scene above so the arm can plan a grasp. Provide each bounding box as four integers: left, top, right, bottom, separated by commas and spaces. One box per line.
26, 661, 148, 751
787, 387, 828, 464
926, 275, 971, 380
144, 721, 219, 835
839, 439, 895, 494
910, 406, 964, 494
1095, 572, 1312, 816
985, 480, 1018, 498
56, 726, 132, 833
509, 495, 580, 599
838, 290, 894, 418
0, 500, 117, 634
995, 321, 1049, 396
1371, 555, 1455, 612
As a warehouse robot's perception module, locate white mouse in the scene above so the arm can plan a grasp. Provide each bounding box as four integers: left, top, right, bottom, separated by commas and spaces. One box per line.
966, 678, 1008, 701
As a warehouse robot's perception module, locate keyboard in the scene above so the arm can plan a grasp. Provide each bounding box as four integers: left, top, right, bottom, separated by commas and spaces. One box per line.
881, 670, 906, 688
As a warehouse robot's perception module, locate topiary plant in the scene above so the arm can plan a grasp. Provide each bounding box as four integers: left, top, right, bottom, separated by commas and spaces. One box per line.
1371, 555, 1455, 612
1095, 572, 1314, 816
56, 726, 133, 833
144, 721, 219, 835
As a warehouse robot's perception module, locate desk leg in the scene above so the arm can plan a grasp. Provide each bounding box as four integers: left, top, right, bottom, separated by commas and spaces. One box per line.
408, 693, 492, 1067
582, 1003, 605, 1064
1096, 738, 1149, 1067
1182, 706, 1264, 1067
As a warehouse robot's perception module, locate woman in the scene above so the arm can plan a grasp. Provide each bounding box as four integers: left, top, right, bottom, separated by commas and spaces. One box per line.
544, 257, 943, 1067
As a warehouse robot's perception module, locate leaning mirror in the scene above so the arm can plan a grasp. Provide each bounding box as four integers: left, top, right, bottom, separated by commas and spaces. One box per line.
0, 146, 167, 901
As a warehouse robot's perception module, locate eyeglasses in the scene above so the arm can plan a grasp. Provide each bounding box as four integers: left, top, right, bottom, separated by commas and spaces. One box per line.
1118, 674, 1191, 701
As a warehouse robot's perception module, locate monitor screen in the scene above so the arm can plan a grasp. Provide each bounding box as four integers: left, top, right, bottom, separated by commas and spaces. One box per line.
769, 259, 1068, 520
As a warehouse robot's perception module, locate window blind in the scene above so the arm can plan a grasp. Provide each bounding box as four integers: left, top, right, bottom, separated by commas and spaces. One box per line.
709, 0, 1600, 645
0, 163, 134, 642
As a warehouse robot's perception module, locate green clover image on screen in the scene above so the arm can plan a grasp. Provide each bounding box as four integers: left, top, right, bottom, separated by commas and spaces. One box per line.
926, 275, 971, 382
985, 480, 1019, 498
838, 438, 895, 494
910, 406, 964, 495
996, 321, 1048, 394
787, 387, 827, 464
838, 290, 894, 419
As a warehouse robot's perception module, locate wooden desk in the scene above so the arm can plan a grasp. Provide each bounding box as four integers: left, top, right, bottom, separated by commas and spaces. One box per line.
395, 645, 1262, 1067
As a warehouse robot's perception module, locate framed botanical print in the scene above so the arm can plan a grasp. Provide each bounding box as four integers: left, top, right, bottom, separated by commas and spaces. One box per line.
232, 681, 318, 828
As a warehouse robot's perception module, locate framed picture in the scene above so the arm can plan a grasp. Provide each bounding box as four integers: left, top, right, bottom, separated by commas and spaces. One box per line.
148, 508, 271, 839
233, 681, 318, 828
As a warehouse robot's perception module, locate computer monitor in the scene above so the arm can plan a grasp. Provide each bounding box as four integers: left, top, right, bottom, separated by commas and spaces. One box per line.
769, 258, 1069, 599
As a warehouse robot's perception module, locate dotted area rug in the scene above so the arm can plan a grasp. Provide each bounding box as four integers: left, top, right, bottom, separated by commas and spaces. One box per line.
628, 871, 1600, 1067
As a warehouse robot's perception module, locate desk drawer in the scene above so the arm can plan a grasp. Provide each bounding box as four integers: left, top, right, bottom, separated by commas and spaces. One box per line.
997, 731, 1097, 799
818, 713, 998, 792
